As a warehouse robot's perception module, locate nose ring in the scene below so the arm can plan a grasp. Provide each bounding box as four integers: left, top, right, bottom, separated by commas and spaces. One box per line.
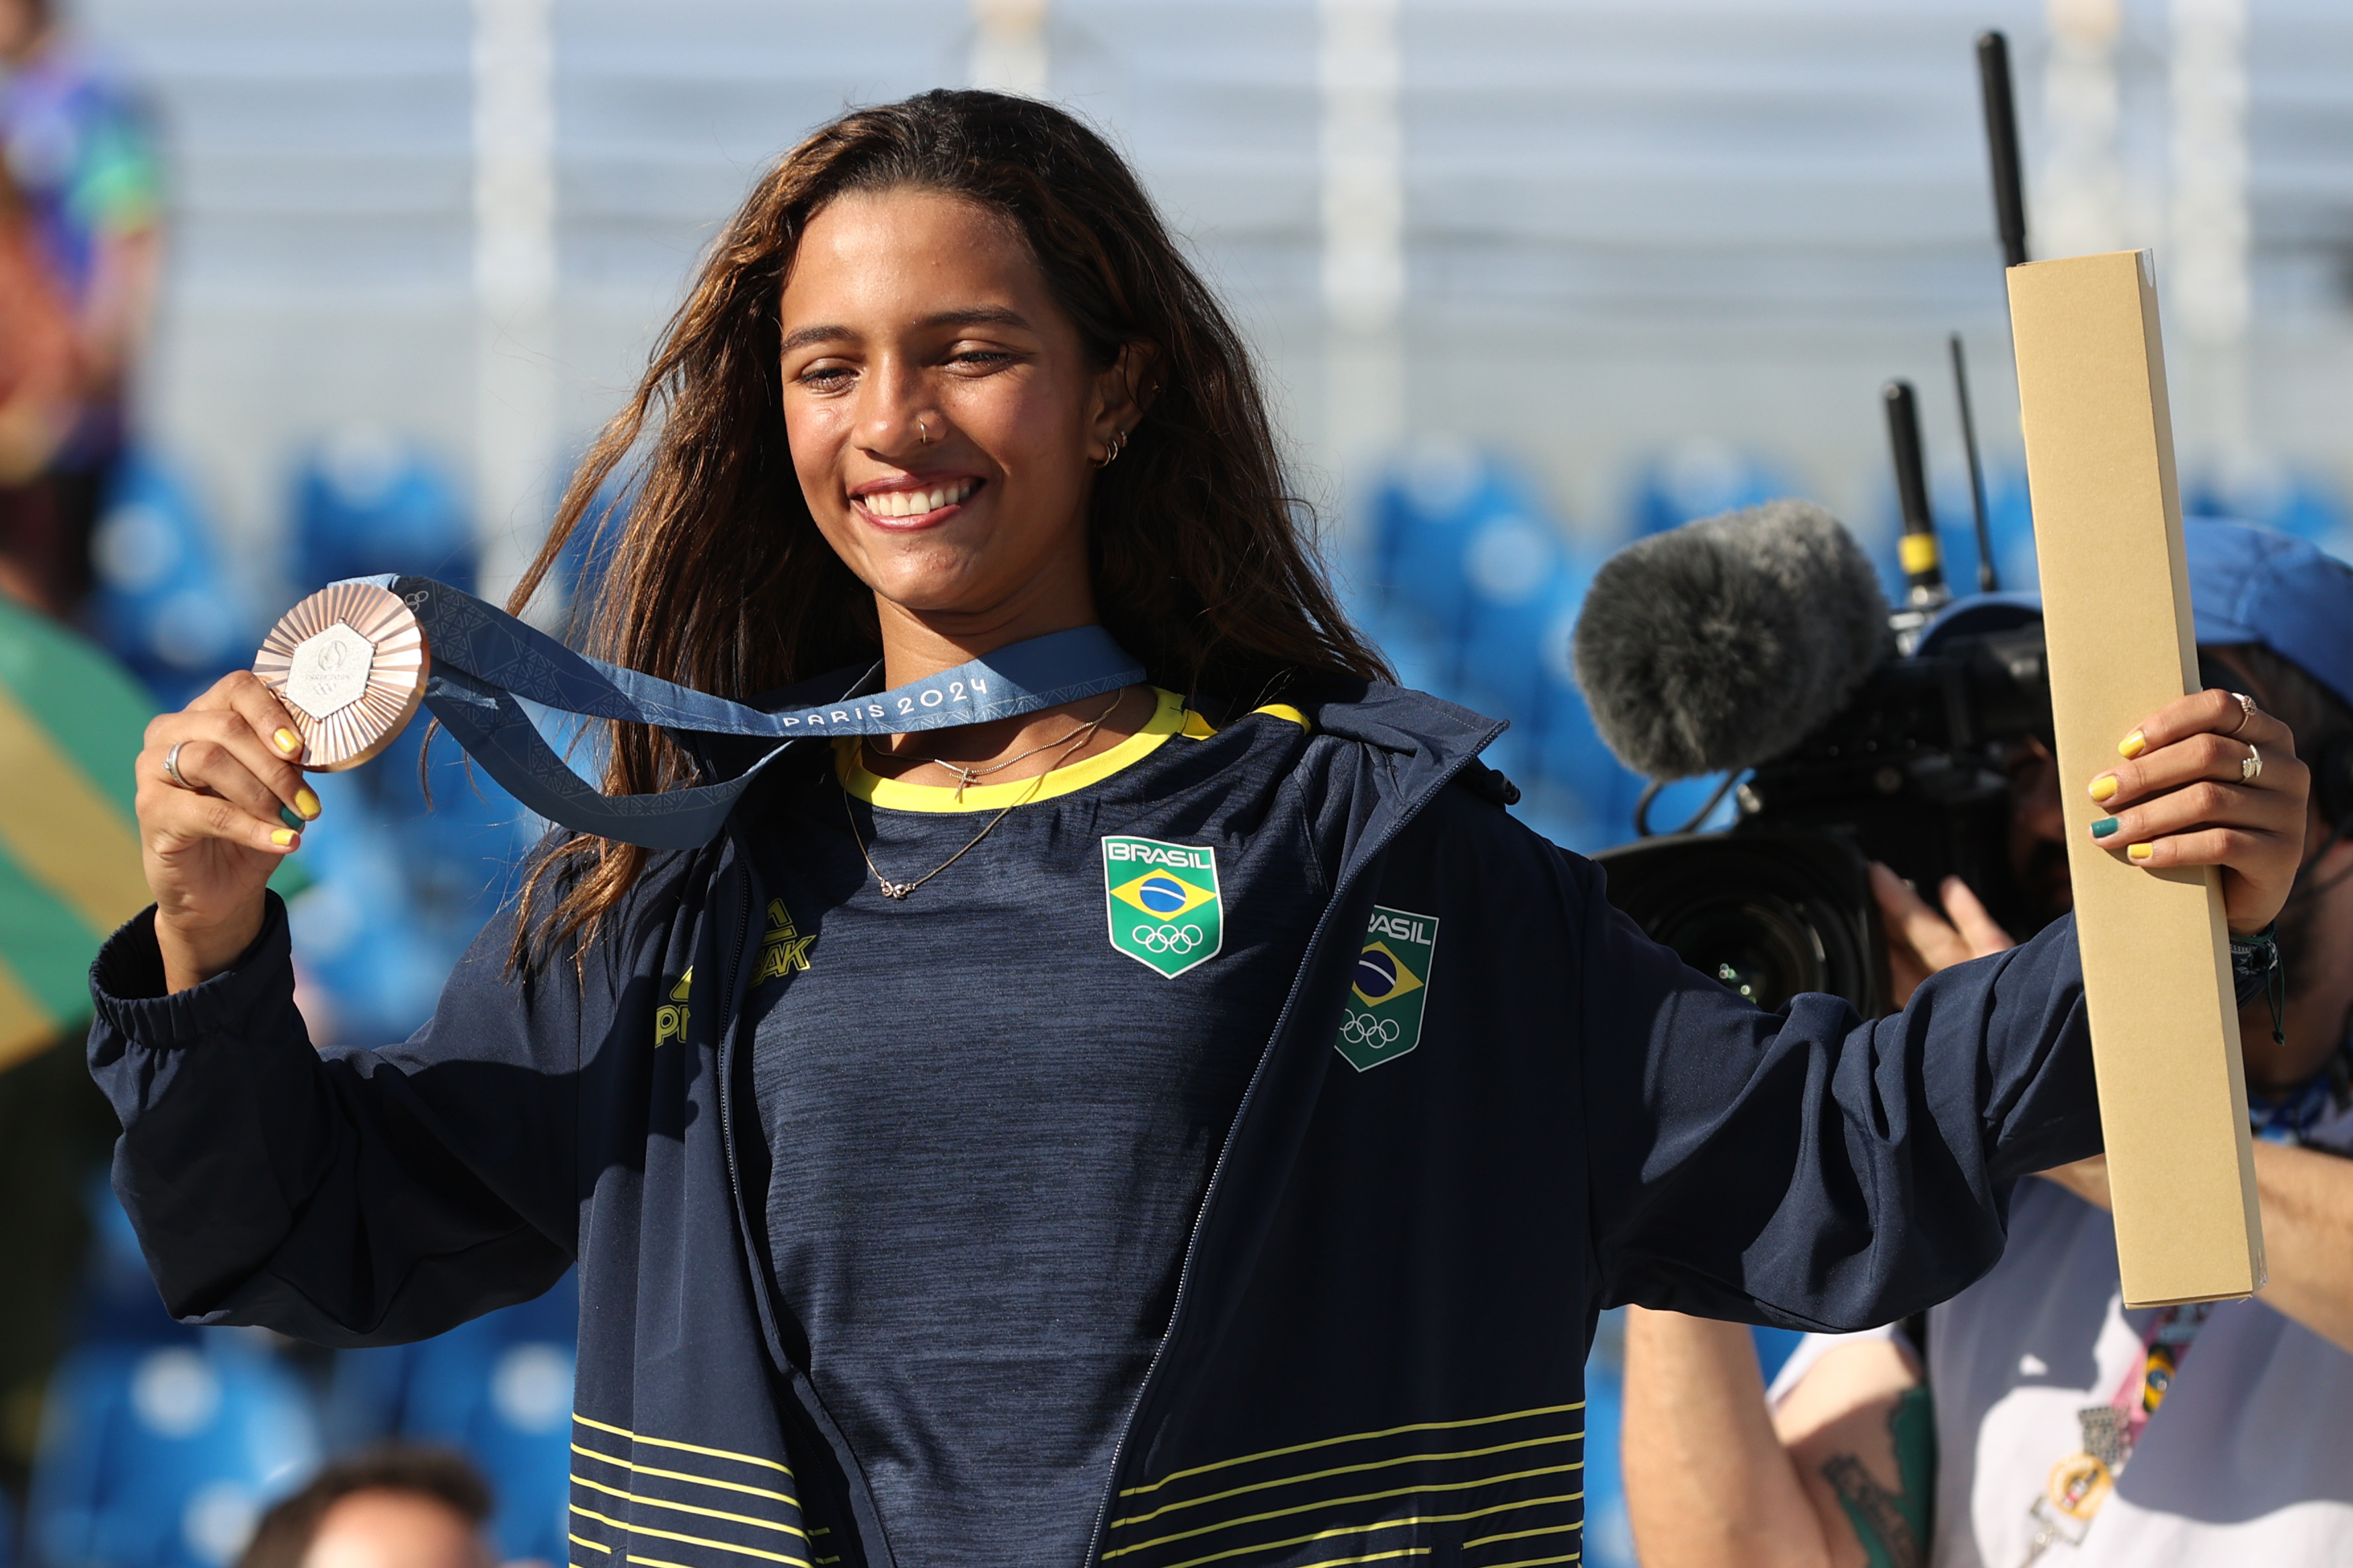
915, 417, 932, 444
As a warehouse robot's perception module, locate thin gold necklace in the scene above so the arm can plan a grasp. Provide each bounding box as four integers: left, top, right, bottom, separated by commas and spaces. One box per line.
845, 694, 1123, 901
863, 693, 1123, 802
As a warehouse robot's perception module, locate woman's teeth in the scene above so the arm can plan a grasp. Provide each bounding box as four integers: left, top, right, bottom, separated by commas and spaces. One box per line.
861, 481, 977, 519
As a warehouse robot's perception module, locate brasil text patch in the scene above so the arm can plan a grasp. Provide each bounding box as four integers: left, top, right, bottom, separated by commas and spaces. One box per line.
1337, 905, 1438, 1070
1103, 835, 1222, 978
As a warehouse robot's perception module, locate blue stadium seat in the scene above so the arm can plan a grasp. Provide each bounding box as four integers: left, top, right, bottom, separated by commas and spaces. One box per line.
1519, 565, 1653, 851
85, 454, 260, 710
291, 427, 475, 594
1371, 442, 1554, 653
282, 721, 541, 1045
30, 1335, 319, 1568
327, 1275, 577, 1565
1626, 440, 1794, 538
1453, 509, 1566, 722
282, 791, 464, 1046
2186, 462, 2352, 556
73, 1179, 197, 1348
280, 690, 539, 1046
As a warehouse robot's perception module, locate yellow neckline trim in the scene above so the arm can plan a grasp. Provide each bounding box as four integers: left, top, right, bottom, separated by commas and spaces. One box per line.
838, 687, 1186, 813
1255, 703, 1310, 731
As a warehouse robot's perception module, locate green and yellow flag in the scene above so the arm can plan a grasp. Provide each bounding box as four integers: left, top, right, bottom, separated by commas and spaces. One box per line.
0, 596, 155, 1069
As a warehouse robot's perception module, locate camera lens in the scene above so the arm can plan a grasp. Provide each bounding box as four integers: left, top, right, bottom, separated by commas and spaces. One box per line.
1596, 830, 1881, 1016
1652, 891, 1828, 1012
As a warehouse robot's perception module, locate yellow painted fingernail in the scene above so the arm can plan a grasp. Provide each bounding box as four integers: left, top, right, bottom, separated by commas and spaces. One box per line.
2128, 841, 2153, 862
274, 728, 301, 755
2090, 774, 2118, 802
294, 787, 321, 820
270, 827, 299, 849
2119, 730, 2147, 759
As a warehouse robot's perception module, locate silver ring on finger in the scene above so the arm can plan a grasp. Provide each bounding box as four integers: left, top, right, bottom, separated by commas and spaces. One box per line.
2241, 743, 2263, 783
2228, 692, 2257, 734
161, 739, 194, 790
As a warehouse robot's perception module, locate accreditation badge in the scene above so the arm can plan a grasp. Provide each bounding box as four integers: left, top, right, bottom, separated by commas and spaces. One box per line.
1103, 836, 1222, 978
1337, 906, 1439, 1071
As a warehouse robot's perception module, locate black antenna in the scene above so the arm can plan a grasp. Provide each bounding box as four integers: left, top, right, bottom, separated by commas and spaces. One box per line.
1884, 380, 1950, 626
1949, 332, 1999, 591
1977, 30, 2029, 268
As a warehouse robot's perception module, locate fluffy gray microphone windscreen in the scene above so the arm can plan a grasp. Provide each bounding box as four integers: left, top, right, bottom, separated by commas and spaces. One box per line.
1570, 499, 1892, 780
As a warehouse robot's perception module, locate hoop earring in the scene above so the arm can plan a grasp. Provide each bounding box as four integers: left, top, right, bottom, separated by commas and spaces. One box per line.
1097, 429, 1127, 468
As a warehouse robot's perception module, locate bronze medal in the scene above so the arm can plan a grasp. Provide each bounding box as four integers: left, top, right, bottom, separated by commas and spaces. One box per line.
253, 581, 430, 770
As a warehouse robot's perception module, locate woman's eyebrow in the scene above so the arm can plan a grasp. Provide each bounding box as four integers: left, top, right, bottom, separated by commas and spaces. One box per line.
779, 307, 1030, 358
779, 323, 853, 356
919, 305, 1031, 333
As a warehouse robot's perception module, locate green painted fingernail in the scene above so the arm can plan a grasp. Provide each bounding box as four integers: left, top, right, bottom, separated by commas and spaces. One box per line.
279, 804, 305, 831
2091, 817, 2119, 839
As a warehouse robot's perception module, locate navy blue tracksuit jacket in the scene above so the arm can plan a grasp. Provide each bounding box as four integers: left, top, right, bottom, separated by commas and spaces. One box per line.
87, 681, 2100, 1568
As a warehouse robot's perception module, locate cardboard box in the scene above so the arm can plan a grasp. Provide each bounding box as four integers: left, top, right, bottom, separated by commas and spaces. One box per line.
2007, 249, 2264, 1307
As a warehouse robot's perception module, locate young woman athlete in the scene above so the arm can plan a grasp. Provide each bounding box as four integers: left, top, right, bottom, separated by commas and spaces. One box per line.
97, 93, 2312, 1568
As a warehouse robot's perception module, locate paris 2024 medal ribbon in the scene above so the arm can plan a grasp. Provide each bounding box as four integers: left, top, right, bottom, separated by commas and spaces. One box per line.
252, 581, 430, 770
247, 574, 1146, 848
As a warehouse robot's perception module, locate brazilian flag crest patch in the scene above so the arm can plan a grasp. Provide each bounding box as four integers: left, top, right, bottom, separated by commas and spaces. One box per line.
1337, 905, 1439, 1070
1103, 835, 1222, 978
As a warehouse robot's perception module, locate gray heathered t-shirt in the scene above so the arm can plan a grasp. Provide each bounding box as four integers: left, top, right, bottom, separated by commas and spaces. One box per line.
744, 689, 1359, 1567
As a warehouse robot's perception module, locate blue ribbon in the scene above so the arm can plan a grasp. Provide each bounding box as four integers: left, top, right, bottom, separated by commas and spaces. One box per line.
360, 575, 1148, 850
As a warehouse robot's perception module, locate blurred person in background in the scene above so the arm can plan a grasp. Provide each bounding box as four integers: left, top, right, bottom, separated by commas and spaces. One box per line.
91, 91, 2310, 1567
1622, 522, 2353, 1567
0, 153, 81, 610
0, 567, 151, 1501
238, 1447, 498, 1568
0, 0, 159, 616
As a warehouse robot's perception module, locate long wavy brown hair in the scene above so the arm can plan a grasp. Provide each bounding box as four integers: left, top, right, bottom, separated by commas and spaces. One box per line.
512, 89, 1389, 963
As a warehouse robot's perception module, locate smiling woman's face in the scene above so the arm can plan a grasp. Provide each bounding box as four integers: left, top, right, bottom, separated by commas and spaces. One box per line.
778, 187, 1132, 639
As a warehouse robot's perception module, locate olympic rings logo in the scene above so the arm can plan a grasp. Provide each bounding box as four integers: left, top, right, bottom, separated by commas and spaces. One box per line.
1131, 923, 1206, 955
1339, 1010, 1400, 1048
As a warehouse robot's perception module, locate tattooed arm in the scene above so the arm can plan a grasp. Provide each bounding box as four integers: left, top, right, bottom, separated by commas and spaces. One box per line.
1622, 1309, 1934, 1568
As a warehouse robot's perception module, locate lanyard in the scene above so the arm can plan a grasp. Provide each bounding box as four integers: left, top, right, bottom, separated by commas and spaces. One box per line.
368, 575, 1148, 850
2011, 1067, 2348, 1565
2020, 1301, 2217, 1563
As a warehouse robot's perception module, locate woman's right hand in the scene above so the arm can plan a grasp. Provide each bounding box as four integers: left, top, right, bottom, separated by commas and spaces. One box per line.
137, 670, 321, 992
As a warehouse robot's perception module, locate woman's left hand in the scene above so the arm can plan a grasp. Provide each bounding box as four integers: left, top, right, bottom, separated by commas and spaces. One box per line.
2089, 688, 2308, 934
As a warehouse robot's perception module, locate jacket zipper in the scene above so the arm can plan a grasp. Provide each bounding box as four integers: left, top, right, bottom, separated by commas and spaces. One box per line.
711, 832, 897, 1568
715, 871, 756, 1216
1080, 737, 1500, 1565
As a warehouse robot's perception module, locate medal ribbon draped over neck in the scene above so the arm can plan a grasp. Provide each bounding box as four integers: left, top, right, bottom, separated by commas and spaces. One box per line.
360, 575, 1148, 850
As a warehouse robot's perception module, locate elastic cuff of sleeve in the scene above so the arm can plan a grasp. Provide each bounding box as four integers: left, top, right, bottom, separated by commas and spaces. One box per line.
89, 893, 293, 1044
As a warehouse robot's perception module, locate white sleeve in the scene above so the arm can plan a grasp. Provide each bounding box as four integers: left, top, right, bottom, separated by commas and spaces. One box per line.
1765, 1325, 1901, 1409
